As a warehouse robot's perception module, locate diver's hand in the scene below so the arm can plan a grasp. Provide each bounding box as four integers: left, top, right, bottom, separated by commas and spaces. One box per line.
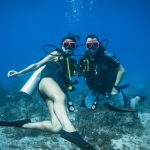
7, 70, 21, 78
111, 87, 118, 95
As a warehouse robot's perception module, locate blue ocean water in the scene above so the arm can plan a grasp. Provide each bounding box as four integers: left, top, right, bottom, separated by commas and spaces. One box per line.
0, 1, 150, 149
0, 0, 150, 86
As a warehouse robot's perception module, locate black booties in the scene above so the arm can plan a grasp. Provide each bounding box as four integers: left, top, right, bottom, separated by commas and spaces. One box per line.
61, 130, 95, 150
0, 119, 31, 128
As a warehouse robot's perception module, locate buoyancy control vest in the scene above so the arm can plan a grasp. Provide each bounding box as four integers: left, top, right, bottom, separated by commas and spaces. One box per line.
79, 46, 120, 95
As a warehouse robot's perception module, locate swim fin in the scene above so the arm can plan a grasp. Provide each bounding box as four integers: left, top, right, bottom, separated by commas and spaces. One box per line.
104, 103, 138, 112
61, 130, 95, 150
0, 119, 31, 128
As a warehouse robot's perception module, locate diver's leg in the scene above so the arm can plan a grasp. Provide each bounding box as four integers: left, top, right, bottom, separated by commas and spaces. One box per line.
0, 100, 62, 133
129, 95, 143, 110
46, 99, 62, 132
110, 92, 124, 108
23, 99, 62, 133
39, 78, 95, 149
39, 78, 75, 132
84, 91, 97, 109
110, 92, 143, 110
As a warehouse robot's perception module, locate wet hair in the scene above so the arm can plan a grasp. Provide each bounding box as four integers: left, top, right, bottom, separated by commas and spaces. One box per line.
61, 32, 81, 44
85, 34, 99, 42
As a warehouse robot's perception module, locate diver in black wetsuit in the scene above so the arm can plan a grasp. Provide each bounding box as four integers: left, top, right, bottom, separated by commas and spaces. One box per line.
1, 33, 95, 150
79, 34, 142, 111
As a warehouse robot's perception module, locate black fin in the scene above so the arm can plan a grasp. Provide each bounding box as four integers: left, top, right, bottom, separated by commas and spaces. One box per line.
0, 119, 31, 128
104, 103, 138, 112
61, 130, 95, 150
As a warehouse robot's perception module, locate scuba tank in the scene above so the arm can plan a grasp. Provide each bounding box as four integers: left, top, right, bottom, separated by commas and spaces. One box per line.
19, 65, 45, 99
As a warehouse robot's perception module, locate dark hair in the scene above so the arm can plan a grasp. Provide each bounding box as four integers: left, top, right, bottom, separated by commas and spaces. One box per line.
85, 34, 99, 41
61, 32, 81, 44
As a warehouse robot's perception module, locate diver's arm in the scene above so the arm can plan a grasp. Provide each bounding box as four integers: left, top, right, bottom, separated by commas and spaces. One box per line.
111, 64, 125, 95
114, 64, 125, 86
8, 51, 59, 78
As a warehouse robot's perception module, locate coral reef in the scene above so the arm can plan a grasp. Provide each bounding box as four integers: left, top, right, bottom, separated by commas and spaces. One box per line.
0, 81, 149, 150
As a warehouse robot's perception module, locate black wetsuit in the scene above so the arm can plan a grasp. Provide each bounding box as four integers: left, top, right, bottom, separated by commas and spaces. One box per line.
40, 50, 78, 94
79, 45, 120, 96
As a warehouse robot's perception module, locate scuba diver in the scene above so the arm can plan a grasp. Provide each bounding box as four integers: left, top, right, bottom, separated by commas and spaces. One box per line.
0, 33, 95, 150
79, 34, 143, 112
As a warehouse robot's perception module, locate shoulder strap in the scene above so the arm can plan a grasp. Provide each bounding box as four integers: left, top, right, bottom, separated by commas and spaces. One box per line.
104, 51, 120, 64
